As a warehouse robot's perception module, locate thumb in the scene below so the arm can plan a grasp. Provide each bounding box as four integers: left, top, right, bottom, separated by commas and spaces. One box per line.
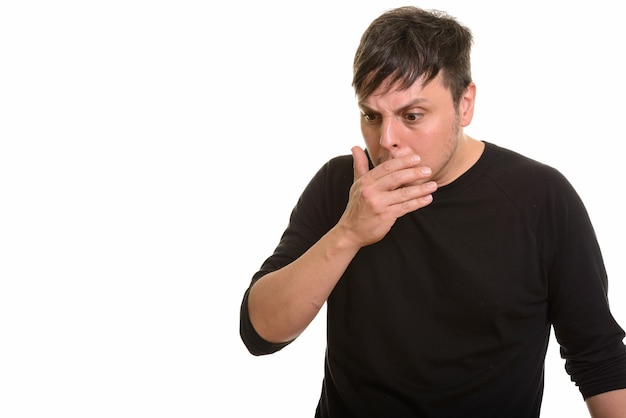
351, 146, 370, 182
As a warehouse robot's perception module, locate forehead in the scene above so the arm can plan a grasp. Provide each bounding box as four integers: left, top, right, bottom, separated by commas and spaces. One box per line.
358, 73, 451, 110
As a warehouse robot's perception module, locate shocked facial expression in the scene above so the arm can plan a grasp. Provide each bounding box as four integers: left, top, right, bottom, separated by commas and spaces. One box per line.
358, 73, 475, 186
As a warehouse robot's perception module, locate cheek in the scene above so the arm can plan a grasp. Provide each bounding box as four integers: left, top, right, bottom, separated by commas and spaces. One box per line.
404, 122, 456, 160
403, 125, 440, 150
418, 116, 457, 145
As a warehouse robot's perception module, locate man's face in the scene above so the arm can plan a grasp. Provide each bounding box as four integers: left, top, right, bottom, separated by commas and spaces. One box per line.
358, 73, 475, 187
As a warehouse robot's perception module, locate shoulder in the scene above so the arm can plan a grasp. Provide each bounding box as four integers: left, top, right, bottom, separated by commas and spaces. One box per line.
323, 154, 353, 178
484, 142, 573, 194
305, 154, 354, 193
482, 143, 588, 231
487, 143, 559, 176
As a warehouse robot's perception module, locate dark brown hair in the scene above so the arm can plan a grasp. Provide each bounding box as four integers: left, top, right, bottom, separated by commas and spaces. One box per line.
353, 6, 473, 106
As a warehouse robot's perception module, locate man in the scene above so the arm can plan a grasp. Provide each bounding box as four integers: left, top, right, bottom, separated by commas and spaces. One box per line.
240, 6, 626, 417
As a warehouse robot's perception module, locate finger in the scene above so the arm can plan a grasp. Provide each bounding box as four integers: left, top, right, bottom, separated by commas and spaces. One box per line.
351, 146, 370, 181
389, 181, 438, 214
369, 154, 422, 182
385, 165, 432, 190
369, 162, 431, 192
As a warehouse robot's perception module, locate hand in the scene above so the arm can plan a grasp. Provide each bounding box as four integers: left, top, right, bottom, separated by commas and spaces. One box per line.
338, 146, 437, 248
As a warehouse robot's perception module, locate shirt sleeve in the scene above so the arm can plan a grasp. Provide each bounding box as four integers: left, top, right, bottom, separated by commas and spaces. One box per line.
543, 170, 626, 398
239, 287, 293, 356
239, 155, 353, 356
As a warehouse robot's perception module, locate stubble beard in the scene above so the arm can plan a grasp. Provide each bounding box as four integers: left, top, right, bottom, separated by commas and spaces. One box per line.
428, 112, 462, 187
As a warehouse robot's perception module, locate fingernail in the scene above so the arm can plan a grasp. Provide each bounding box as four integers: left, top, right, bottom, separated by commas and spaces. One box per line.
421, 167, 431, 175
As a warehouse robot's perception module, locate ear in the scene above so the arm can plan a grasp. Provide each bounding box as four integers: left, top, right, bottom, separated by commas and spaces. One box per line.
459, 82, 476, 127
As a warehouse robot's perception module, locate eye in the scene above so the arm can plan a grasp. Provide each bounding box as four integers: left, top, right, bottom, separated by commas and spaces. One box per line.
404, 113, 423, 122
362, 112, 380, 123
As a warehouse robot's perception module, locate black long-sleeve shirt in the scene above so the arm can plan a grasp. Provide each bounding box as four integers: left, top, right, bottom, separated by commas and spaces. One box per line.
240, 142, 626, 417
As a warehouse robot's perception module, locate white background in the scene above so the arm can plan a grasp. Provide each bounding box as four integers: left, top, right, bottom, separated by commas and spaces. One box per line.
1, 1, 625, 417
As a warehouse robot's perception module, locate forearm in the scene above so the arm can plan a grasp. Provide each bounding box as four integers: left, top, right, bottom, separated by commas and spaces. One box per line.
248, 224, 360, 343
586, 388, 626, 417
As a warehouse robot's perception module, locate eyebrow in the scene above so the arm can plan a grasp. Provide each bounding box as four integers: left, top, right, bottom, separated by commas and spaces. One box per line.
358, 98, 430, 114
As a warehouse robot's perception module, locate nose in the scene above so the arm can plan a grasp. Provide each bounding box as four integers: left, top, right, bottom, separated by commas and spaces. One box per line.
379, 117, 399, 150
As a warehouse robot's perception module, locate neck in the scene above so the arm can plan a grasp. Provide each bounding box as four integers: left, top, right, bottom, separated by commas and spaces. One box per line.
436, 135, 484, 187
